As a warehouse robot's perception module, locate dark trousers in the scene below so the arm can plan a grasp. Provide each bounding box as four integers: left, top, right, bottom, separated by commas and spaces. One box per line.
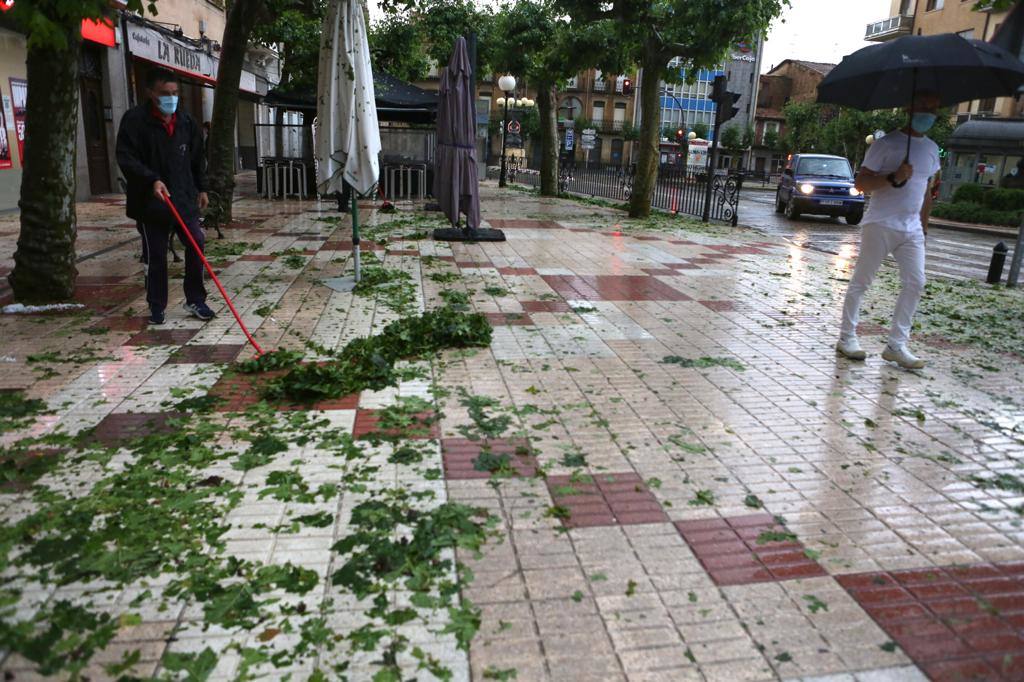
141, 215, 207, 312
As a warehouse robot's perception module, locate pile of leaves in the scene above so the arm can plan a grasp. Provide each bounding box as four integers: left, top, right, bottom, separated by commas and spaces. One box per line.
249, 306, 492, 402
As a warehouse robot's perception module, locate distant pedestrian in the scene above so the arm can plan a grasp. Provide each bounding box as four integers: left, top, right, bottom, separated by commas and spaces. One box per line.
836, 92, 942, 369
116, 67, 215, 325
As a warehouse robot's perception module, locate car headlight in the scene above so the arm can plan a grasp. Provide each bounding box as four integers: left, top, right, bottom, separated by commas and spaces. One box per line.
799, 183, 815, 195
849, 187, 863, 196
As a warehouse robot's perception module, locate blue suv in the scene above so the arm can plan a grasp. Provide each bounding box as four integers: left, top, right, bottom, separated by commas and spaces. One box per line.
776, 154, 865, 225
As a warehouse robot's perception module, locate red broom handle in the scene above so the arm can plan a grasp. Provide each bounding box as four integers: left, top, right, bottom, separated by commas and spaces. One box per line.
159, 192, 264, 356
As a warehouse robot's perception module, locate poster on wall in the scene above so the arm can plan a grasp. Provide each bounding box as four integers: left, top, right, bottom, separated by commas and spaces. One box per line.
9, 78, 27, 165
0, 91, 11, 170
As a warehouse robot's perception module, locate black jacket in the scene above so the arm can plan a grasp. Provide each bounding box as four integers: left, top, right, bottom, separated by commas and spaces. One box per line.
116, 104, 207, 224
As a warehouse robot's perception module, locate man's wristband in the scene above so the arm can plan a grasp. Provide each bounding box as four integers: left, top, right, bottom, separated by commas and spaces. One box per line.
887, 173, 899, 187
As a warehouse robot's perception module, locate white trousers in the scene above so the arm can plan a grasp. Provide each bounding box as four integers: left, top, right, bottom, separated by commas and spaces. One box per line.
840, 223, 926, 349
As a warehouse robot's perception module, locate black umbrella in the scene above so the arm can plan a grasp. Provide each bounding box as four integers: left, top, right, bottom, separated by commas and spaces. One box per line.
817, 33, 1024, 163
818, 33, 1024, 110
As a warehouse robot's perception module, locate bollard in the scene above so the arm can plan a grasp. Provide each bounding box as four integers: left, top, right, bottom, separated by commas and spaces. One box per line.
987, 242, 1008, 284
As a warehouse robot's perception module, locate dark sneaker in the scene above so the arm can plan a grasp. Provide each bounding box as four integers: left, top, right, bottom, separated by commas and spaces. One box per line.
149, 308, 165, 325
184, 301, 215, 321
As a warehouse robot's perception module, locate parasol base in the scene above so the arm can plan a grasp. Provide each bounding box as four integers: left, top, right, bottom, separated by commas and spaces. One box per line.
433, 227, 506, 242
322, 277, 358, 293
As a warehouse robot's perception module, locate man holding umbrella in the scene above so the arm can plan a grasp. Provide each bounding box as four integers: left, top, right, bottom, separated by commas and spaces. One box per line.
818, 31, 1024, 369
835, 93, 941, 369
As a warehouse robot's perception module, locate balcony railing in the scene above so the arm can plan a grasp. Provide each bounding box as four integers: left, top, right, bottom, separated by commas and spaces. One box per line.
593, 81, 607, 92
865, 14, 913, 41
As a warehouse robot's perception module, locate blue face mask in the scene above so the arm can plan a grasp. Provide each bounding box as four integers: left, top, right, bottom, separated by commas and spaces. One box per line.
911, 112, 937, 134
157, 95, 178, 115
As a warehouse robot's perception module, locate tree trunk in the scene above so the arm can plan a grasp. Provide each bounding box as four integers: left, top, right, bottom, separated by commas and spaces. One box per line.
207, 0, 264, 225
628, 47, 663, 219
8, 24, 81, 303
537, 82, 558, 196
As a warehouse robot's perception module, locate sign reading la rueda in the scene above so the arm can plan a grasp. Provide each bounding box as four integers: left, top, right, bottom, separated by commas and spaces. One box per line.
127, 24, 216, 81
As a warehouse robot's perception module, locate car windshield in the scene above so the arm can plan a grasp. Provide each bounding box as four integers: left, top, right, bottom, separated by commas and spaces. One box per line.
796, 157, 852, 179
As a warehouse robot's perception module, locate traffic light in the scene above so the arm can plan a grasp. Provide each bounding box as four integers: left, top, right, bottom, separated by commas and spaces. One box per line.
676, 128, 684, 140
623, 78, 633, 95
711, 74, 741, 126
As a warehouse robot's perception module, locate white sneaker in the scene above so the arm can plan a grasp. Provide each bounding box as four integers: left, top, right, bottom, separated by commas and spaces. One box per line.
835, 337, 867, 361
882, 344, 926, 369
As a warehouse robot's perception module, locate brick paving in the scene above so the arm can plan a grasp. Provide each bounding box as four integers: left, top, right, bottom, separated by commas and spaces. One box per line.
1, 183, 1023, 680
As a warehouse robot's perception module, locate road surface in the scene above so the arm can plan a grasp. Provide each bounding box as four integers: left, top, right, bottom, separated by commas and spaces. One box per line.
738, 187, 1015, 281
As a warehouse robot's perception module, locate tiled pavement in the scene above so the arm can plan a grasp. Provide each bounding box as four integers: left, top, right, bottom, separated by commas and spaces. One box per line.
1, 183, 1023, 681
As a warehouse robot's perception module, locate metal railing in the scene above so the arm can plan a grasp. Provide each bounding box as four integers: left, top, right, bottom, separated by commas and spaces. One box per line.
491, 161, 743, 225
865, 14, 913, 40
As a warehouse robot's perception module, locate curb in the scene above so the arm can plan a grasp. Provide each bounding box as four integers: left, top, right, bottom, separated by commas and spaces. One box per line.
928, 218, 1019, 240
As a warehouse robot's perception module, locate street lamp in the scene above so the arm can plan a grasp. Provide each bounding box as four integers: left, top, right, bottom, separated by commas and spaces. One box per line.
498, 74, 517, 188
865, 134, 875, 145
687, 131, 697, 141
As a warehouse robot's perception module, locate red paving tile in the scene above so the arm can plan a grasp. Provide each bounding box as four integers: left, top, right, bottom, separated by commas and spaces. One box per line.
386, 249, 420, 256
238, 254, 278, 262
441, 438, 537, 479
125, 329, 199, 346
487, 219, 563, 229
76, 275, 129, 285
669, 262, 702, 270
675, 513, 826, 586
837, 563, 1024, 680
485, 312, 535, 326
206, 370, 359, 412
699, 300, 736, 312
167, 344, 244, 364
546, 472, 669, 529
90, 412, 181, 446
496, 267, 538, 276
92, 316, 148, 332
319, 240, 385, 251
521, 300, 572, 313
541, 275, 690, 302
641, 268, 679, 276
353, 408, 439, 441
73, 284, 138, 312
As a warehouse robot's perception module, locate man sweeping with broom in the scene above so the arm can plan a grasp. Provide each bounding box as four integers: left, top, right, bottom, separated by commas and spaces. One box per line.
116, 67, 215, 325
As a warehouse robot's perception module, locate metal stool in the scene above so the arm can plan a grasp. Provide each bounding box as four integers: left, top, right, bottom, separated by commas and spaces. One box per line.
285, 161, 307, 199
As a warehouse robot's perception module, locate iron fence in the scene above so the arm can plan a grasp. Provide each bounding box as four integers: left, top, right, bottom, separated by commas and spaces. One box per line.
493, 161, 743, 225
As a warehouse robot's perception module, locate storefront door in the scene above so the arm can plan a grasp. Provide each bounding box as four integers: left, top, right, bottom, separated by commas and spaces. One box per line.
80, 46, 112, 194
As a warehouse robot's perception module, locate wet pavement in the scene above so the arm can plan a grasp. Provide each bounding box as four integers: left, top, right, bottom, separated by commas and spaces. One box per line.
739, 188, 1013, 282
1, 184, 1023, 681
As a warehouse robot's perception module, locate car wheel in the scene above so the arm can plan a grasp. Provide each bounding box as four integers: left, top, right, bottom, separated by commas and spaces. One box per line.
784, 197, 800, 220
846, 211, 863, 226
775, 191, 785, 214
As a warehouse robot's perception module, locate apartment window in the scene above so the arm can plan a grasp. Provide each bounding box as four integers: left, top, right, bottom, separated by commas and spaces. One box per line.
592, 101, 605, 124
957, 29, 974, 39
613, 102, 626, 127
762, 121, 780, 145
926, 0, 944, 10
566, 75, 578, 90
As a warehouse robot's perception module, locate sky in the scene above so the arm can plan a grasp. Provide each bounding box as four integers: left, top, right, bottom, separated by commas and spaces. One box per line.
760, 0, 892, 73
366, 0, 894, 73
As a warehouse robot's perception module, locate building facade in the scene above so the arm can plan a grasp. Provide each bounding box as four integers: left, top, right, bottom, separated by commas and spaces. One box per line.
866, 0, 1012, 119
0, 0, 279, 212
749, 60, 835, 176
641, 38, 764, 169
413, 66, 639, 168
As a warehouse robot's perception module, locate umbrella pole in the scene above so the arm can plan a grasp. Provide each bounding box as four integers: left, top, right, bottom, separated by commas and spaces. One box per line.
905, 67, 917, 163
351, 184, 361, 283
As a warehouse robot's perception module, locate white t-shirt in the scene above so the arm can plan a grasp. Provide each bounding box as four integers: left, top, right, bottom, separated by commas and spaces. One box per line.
861, 131, 941, 233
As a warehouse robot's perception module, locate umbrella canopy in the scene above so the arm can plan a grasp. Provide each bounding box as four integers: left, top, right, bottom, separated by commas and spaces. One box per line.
315, 0, 380, 197
817, 33, 1024, 111
433, 37, 481, 231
